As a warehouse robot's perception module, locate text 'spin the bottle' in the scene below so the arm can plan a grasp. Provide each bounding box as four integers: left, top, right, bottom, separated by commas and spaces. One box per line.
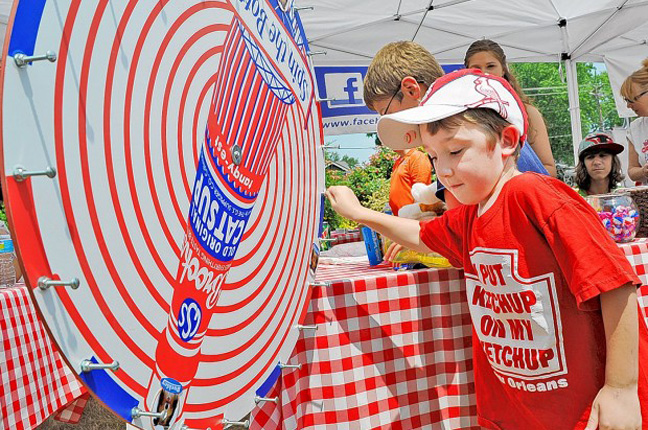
143, 19, 295, 427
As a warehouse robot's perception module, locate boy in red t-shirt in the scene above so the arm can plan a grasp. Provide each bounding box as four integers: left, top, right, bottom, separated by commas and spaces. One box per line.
326, 69, 647, 429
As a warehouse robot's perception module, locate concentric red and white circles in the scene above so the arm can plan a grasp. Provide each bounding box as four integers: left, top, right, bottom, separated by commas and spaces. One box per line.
2, 0, 323, 425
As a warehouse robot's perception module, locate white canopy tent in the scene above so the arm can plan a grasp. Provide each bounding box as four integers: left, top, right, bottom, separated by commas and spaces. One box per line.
2, 0, 648, 149
299, 0, 648, 151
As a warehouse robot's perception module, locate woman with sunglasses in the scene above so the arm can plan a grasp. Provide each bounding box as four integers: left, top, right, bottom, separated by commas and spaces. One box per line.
621, 58, 648, 183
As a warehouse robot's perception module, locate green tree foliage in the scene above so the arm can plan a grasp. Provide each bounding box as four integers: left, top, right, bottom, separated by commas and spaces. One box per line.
510, 62, 624, 166
323, 166, 352, 230
342, 154, 360, 169
324, 149, 360, 169
345, 147, 396, 204
323, 146, 397, 229
365, 180, 391, 213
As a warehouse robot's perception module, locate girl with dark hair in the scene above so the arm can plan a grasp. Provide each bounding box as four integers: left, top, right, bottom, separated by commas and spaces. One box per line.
464, 39, 557, 177
575, 132, 625, 196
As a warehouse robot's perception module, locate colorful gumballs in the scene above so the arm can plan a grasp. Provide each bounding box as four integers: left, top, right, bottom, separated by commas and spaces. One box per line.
596, 204, 638, 242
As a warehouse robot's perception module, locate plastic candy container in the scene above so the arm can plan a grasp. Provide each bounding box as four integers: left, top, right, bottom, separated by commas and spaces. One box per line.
585, 192, 639, 243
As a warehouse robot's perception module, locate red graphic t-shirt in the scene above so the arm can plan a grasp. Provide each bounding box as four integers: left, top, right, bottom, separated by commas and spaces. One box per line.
420, 173, 647, 430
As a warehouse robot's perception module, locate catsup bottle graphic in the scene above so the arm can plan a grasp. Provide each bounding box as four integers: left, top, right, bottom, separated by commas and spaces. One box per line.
143, 18, 295, 427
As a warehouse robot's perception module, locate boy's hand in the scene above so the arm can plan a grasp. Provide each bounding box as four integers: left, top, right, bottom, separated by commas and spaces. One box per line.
585, 384, 641, 430
325, 186, 365, 221
383, 242, 403, 265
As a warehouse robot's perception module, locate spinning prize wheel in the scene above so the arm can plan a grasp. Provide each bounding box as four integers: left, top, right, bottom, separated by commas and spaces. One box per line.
0, 0, 325, 428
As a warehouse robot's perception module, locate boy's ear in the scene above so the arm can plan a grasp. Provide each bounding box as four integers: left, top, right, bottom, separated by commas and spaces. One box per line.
400, 76, 423, 101
500, 125, 521, 157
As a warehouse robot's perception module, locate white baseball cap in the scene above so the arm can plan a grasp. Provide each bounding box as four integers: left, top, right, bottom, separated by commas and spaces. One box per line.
377, 69, 528, 150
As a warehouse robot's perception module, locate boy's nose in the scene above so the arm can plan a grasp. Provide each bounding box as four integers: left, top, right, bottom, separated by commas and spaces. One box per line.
437, 166, 453, 178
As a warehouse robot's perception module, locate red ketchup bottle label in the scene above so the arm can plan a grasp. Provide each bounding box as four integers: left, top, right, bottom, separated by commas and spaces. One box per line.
144, 19, 295, 427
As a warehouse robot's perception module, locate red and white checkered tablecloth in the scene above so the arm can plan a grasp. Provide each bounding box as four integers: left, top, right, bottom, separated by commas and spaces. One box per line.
51, 392, 91, 424
0, 284, 86, 429
315, 259, 395, 281
252, 262, 477, 430
330, 230, 363, 246
251, 240, 648, 430
619, 238, 648, 327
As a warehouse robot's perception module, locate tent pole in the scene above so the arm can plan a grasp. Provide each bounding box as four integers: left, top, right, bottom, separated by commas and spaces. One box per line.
564, 58, 582, 164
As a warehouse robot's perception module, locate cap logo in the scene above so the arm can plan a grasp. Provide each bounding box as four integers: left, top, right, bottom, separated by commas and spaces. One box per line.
377, 69, 529, 150
466, 76, 510, 118
405, 130, 417, 144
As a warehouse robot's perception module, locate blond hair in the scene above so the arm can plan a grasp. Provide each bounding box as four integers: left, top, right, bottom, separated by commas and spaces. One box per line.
621, 58, 648, 101
363, 41, 444, 111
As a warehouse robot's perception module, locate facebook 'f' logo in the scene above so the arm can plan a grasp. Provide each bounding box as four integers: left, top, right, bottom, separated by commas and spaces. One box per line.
343, 77, 359, 104
323, 72, 365, 108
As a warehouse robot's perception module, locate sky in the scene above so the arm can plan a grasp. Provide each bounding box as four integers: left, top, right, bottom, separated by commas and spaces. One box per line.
324, 133, 379, 165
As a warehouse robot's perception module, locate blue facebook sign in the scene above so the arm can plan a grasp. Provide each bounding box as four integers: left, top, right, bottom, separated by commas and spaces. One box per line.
314, 64, 463, 135
330, 76, 362, 106
315, 66, 373, 118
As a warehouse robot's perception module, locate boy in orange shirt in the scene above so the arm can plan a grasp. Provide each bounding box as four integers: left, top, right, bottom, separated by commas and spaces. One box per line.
387, 148, 431, 215
363, 41, 438, 215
